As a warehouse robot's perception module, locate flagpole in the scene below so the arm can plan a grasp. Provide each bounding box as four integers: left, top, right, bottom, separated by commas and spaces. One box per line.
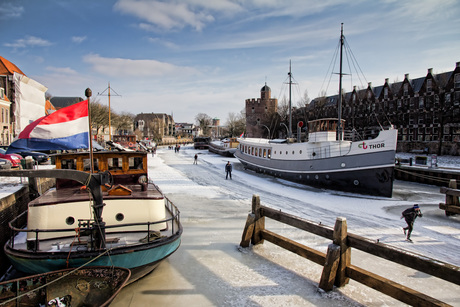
85, 88, 94, 173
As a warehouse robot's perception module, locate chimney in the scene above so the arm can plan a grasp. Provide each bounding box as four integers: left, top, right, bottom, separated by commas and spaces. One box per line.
456, 62, 460, 68
428, 68, 433, 74
385, 78, 389, 83
353, 85, 356, 91
368, 82, 372, 87
405, 73, 409, 79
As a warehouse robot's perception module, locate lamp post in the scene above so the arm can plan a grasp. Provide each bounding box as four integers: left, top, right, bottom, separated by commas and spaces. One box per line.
261, 124, 271, 139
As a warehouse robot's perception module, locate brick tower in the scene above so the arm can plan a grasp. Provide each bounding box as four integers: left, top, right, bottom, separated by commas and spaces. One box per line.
245, 83, 278, 138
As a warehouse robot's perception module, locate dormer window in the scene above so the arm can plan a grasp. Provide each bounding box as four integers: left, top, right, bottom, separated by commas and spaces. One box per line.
384, 87, 388, 99
403, 84, 409, 96
455, 73, 460, 89
427, 79, 432, 92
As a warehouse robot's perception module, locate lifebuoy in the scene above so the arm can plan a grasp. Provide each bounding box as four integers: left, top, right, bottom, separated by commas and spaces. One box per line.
129, 142, 134, 147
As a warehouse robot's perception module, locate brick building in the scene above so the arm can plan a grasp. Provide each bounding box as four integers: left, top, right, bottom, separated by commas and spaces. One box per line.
305, 62, 460, 155
245, 83, 278, 138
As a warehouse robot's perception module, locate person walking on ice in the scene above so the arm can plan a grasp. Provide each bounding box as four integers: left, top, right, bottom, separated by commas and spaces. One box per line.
401, 204, 423, 242
225, 161, 232, 179
194, 154, 198, 164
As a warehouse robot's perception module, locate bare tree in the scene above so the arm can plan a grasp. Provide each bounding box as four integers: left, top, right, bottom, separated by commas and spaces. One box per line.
90, 100, 109, 135
112, 112, 134, 134
195, 113, 212, 136
225, 109, 246, 137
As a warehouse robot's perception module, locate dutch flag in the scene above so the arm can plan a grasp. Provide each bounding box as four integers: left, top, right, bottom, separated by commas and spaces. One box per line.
7, 100, 89, 154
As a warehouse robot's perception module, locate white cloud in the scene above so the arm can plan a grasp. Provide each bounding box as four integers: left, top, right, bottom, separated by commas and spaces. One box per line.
72, 36, 87, 44
114, 0, 215, 31
4, 36, 52, 49
83, 53, 200, 77
0, 2, 24, 19
46, 66, 78, 75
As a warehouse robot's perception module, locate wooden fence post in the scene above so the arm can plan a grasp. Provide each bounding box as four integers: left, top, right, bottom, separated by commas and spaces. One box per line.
447, 179, 459, 206
333, 217, 350, 287
319, 244, 341, 291
240, 195, 265, 247
251, 195, 265, 245
240, 213, 255, 247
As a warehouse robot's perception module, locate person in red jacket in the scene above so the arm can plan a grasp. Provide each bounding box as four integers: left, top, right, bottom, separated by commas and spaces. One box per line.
402, 204, 423, 242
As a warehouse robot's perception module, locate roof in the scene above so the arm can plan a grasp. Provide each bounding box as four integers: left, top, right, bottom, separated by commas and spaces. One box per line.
0, 56, 25, 75
45, 100, 57, 115
261, 83, 271, 92
49, 97, 84, 109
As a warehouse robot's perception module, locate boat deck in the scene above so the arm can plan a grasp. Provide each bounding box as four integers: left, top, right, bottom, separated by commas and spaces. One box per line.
29, 183, 164, 206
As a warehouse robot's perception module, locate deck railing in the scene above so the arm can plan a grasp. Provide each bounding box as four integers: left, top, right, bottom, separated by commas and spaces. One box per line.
8, 199, 181, 253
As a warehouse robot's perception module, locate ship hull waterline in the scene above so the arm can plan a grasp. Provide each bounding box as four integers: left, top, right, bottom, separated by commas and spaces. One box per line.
234, 149, 395, 197
5, 233, 181, 283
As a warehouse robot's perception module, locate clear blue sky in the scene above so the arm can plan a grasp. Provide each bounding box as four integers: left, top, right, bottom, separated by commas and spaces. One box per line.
1, 0, 459, 124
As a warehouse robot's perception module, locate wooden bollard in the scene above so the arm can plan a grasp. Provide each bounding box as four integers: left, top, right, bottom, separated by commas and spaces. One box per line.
240, 195, 265, 247
333, 217, 350, 287
251, 195, 265, 245
319, 243, 341, 291
447, 179, 459, 206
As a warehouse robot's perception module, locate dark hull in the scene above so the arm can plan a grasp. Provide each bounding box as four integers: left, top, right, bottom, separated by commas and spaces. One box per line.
5, 231, 182, 284
235, 150, 395, 197
208, 145, 235, 157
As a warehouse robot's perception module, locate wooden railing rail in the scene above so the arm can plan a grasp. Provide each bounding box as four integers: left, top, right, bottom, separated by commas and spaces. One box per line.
240, 194, 459, 307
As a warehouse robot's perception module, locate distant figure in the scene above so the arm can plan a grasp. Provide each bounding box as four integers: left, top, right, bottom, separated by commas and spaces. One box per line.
194, 154, 198, 164
401, 204, 423, 242
225, 161, 232, 179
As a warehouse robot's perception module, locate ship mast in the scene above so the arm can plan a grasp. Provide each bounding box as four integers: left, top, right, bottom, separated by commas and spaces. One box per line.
98, 83, 121, 142
288, 60, 292, 139
337, 23, 344, 141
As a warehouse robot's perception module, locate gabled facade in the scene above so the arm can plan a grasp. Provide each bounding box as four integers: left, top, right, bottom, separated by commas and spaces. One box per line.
308, 62, 460, 155
134, 113, 175, 142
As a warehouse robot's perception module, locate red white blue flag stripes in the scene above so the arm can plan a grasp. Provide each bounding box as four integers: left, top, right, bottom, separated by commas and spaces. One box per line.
7, 100, 89, 154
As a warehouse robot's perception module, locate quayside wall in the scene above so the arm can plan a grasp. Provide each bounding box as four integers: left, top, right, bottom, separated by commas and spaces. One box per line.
0, 177, 55, 277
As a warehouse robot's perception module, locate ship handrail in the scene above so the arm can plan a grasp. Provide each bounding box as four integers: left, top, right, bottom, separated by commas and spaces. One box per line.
8, 199, 181, 252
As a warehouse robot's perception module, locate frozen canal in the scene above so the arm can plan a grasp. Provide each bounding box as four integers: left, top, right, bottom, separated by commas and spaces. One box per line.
112, 146, 460, 306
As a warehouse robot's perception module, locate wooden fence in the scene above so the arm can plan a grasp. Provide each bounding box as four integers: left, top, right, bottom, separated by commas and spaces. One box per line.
439, 179, 460, 216
240, 195, 460, 307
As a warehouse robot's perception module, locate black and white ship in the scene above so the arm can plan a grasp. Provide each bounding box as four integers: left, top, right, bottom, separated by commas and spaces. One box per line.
234, 25, 398, 197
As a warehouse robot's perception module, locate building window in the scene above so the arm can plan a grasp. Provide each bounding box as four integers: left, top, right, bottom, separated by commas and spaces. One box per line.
419, 97, 424, 109
427, 79, 432, 92
455, 73, 460, 89
384, 87, 388, 99
404, 83, 409, 96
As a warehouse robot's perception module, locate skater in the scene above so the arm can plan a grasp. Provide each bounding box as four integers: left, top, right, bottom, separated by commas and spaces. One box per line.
194, 154, 198, 164
401, 204, 423, 242
225, 161, 232, 179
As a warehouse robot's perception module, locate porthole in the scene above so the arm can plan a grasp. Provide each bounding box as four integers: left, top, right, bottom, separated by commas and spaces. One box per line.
354, 180, 359, 186
65, 216, 75, 225
116, 213, 125, 221
292, 151, 295, 155
299, 150, 302, 154
285, 151, 288, 155
341, 162, 346, 168
325, 175, 330, 180
312, 152, 316, 157
315, 175, 319, 180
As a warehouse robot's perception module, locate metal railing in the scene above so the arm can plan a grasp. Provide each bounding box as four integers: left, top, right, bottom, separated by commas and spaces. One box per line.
7, 198, 181, 253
